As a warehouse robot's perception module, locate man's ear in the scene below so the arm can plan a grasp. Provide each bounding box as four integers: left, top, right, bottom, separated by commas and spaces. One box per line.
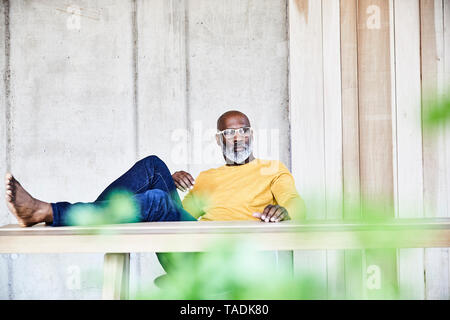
215, 134, 222, 146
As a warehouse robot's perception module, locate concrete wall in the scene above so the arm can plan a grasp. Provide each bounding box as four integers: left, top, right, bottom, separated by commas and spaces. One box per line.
0, 0, 9, 299
1, 0, 139, 299
0, 0, 289, 299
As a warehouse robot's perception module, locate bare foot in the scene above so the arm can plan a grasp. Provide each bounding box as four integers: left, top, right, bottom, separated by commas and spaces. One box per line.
5, 173, 53, 227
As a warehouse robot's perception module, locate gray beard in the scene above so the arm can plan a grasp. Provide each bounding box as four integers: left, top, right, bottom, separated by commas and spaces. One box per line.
221, 138, 253, 164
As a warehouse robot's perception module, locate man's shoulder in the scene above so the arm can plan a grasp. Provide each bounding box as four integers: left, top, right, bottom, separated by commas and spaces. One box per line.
254, 158, 290, 175
195, 159, 290, 178
196, 165, 226, 179
255, 158, 284, 166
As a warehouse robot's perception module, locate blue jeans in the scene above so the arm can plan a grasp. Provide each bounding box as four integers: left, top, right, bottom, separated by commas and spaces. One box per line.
50, 155, 197, 226
50, 155, 198, 273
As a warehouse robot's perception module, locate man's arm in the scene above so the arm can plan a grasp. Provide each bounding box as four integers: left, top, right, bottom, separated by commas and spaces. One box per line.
269, 164, 306, 221
279, 193, 306, 221
181, 190, 205, 220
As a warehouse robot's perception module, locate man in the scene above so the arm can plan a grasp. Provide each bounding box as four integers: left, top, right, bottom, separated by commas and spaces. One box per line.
5, 110, 306, 280
175, 110, 305, 223
5, 110, 306, 228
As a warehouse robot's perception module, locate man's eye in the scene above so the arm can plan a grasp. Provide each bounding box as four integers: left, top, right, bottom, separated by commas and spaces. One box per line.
224, 130, 234, 136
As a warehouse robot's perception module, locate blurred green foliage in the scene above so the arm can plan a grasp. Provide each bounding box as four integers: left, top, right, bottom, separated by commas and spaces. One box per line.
66, 189, 140, 227
69, 190, 421, 300
134, 240, 329, 300
131, 195, 424, 300
422, 90, 450, 128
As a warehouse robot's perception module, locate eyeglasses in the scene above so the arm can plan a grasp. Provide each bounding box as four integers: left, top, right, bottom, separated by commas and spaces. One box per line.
217, 126, 252, 139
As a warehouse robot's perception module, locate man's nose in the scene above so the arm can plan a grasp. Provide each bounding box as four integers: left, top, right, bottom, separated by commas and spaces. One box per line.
234, 135, 245, 143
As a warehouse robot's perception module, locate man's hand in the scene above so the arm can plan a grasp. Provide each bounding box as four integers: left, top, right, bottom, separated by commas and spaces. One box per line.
252, 205, 290, 223
172, 171, 195, 192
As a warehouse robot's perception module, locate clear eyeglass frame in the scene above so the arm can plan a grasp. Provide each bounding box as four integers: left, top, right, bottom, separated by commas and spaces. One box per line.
217, 126, 252, 140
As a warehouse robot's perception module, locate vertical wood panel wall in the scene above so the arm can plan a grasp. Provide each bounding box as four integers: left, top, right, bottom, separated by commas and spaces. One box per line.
358, 0, 398, 299
290, 0, 328, 297
421, 0, 450, 299
289, 0, 450, 299
394, 0, 424, 299
340, 0, 364, 299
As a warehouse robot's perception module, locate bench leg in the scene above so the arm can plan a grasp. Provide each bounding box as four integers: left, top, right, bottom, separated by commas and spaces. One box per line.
102, 253, 130, 300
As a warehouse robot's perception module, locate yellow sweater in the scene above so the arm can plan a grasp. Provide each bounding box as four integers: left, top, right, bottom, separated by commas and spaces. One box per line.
181, 158, 306, 221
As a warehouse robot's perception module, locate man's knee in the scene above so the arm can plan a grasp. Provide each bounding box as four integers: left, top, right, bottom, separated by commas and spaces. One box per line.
141, 189, 179, 222
144, 188, 168, 201
138, 155, 167, 169
145, 189, 173, 210
144, 154, 162, 163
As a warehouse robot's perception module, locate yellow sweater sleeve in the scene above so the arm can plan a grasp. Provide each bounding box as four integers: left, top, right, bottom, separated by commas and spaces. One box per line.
270, 162, 306, 221
181, 191, 204, 219
181, 173, 206, 219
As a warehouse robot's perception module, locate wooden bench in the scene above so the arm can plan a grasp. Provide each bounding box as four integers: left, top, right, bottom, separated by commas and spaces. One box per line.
1, 218, 449, 299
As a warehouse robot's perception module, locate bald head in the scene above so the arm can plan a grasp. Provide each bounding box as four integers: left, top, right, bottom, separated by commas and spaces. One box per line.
217, 110, 251, 131
216, 110, 254, 165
